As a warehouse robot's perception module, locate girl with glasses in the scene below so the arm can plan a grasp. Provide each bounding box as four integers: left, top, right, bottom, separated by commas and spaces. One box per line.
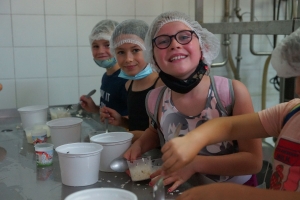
124, 11, 262, 192
100, 19, 164, 142
172, 27, 300, 200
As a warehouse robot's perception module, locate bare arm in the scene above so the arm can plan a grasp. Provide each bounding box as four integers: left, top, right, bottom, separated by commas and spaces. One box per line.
176, 183, 300, 200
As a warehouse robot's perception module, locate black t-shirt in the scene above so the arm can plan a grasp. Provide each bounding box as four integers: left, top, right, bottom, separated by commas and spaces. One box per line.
127, 78, 160, 131
100, 69, 128, 116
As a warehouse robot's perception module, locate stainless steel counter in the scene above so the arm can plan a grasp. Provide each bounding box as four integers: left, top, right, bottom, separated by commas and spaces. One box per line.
0, 108, 196, 200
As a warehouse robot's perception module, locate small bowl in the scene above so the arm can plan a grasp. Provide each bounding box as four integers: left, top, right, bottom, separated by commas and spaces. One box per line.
127, 156, 152, 181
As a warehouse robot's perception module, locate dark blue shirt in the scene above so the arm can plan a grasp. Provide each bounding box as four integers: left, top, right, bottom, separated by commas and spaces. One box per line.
100, 69, 128, 116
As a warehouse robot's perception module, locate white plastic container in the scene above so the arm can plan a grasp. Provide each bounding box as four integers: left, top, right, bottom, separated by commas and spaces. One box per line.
90, 132, 133, 172
64, 188, 137, 200
18, 105, 48, 129
56, 142, 103, 186
34, 143, 54, 166
127, 156, 152, 181
46, 117, 83, 148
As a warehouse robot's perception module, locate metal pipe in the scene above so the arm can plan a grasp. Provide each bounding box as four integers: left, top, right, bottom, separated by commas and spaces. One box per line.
234, 0, 242, 80
250, 0, 272, 56
211, 0, 230, 68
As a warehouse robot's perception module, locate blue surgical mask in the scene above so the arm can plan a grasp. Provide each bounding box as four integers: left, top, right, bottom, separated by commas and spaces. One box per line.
118, 64, 153, 80
94, 57, 117, 69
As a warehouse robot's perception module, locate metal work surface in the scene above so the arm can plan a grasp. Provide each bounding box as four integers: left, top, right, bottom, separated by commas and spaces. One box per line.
0, 108, 196, 200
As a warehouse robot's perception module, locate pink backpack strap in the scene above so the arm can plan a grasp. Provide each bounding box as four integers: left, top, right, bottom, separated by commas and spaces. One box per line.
145, 86, 167, 146
210, 75, 235, 116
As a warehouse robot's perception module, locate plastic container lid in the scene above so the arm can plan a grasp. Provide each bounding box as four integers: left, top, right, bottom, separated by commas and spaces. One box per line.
56, 143, 103, 157
64, 188, 138, 200
90, 132, 133, 145
35, 143, 54, 151
18, 105, 48, 112
46, 117, 83, 128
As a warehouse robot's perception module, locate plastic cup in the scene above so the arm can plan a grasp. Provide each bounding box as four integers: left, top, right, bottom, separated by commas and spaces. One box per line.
34, 143, 54, 167
127, 156, 152, 181
31, 129, 47, 145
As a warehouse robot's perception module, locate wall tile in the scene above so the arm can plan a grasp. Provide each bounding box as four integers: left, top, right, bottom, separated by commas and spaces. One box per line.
0, 0, 11, 14
137, 16, 156, 25
107, 0, 135, 16
11, 0, 44, 14
14, 47, 47, 78
12, 15, 45, 47
77, 16, 106, 46
48, 77, 79, 105
106, 16, 135, 23
136, 0, 162, 16
45, 0, 75, 15
76, 0, 106, 16
46, 16, 77, 46
163, 0, 189, 14
0, 15, 12, 46
47, 47, 78, 77
0, 48, 14, 79
189, 0, 195, 19
79, 76, 102, 105
16, 78, 48, 108
0, 79, 17, 109
78, 47, 105, 77
203, 0, 215, 18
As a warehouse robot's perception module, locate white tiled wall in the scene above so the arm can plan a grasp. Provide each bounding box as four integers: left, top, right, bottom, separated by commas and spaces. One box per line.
0, 0, 280, 111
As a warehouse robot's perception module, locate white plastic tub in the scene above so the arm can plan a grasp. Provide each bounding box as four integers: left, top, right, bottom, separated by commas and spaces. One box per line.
90, 132, 133, 172
64, 188, 137, 200
56, 142, 103, 186
46, 117, 83, 148
18, 105, 48, 129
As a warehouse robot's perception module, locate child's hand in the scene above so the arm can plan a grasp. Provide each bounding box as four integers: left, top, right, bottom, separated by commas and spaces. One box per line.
161, 136, 199, 175
150, 162, 195, 193
100, 106, 122, 126
176, 185, 207, 200
123, 142, 142, 161
80, 95, 97, 113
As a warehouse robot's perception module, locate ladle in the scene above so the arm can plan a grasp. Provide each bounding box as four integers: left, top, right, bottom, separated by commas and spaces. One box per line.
110, 157, 128, 172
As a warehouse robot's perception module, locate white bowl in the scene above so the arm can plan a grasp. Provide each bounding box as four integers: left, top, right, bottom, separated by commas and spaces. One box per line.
56, 142, 103, 186
64, 188, 137, 200
90, 132, 133, 172
46, 117, 83, 148
18, 105, 48, 129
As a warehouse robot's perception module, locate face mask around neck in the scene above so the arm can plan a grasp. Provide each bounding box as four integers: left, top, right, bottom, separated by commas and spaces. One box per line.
159, 60, 208, 94
94, 57, 117, 69
118, 64, 153, 80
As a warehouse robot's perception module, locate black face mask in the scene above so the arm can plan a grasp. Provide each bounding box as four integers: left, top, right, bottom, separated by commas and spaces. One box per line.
159, 60, 208, 94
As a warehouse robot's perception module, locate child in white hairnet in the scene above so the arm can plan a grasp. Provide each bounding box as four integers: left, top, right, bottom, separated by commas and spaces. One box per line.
124, 11, 262, 192
100, 19, 164, 142
164, 27, 300, 200
80, 20, 128, 117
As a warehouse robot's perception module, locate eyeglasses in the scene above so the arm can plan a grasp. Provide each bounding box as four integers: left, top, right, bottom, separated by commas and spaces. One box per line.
152, 30, 196, 49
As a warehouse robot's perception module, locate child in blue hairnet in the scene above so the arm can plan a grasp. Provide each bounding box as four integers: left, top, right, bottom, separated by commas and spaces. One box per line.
80, 20, 128, 117
100, 19, 164, 142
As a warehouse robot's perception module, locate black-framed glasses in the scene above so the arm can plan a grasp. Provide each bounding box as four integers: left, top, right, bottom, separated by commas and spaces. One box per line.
152, 30, 196, 49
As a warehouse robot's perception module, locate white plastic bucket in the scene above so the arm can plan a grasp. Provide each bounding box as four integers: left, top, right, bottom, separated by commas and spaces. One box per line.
56, 142, 103, 186
90, 132, 133, 172
46, 117, 83, 148
64, 188, 137, 200
18, 105, 48, 129
34, 143, 54, 166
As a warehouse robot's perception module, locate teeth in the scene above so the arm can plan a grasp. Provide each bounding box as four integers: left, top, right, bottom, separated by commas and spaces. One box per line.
170, 55, 186, 61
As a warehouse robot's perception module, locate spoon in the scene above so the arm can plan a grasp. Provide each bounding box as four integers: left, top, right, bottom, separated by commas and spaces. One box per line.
153, 177, 164, 200
110, 157, 128, 172
77, 89, 96, 112
105, 118, 108, 133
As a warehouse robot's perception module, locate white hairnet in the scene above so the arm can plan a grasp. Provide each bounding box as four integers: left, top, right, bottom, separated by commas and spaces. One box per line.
271, 27, 300, 78
89, 19, 119, 45
144, 11, 220, 71
110, 19, 149, 57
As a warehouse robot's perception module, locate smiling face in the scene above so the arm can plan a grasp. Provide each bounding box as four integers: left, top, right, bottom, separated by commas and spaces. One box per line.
92, 39, 112, 60
115, 43, 147, 76
153, 22, 202, 79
